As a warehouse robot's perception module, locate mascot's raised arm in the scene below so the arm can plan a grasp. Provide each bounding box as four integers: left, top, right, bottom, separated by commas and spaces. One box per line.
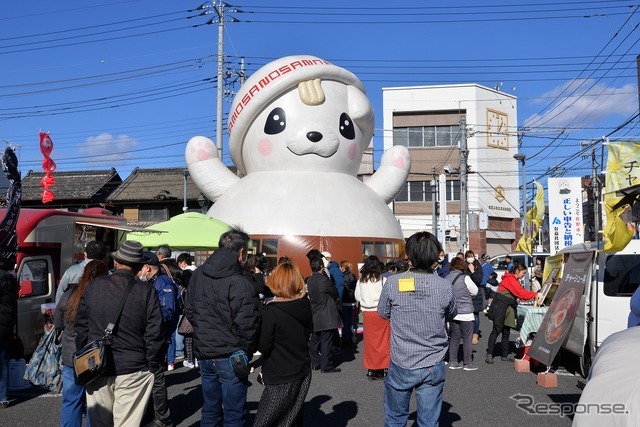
185, 55, 410, 238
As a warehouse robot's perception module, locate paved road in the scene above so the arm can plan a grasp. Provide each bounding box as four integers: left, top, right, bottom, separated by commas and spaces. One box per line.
3, 316, 584, 426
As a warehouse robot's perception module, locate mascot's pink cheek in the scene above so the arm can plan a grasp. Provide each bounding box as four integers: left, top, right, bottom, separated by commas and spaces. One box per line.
259, 139, 273, 156
348, 143, 357, 160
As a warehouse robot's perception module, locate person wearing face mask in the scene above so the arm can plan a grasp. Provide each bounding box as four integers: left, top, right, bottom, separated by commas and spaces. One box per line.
139, 251, 181, 427
437, 250, 450, 278
465, 251, 484, 345
485, 262, 537, 364
183, 226, 261, 427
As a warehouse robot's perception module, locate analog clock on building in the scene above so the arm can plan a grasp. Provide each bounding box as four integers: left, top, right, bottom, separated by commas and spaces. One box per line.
487, 109, 509, 149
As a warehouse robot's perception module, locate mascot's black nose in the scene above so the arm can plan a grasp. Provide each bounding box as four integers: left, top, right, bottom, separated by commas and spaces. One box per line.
306, 131, 323, 143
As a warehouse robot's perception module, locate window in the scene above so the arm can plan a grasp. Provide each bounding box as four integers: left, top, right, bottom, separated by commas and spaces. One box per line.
18, 259, 49, 298
362, 241, 403, 264
249, 238, 279, 273
602, 254, 640, 296
395, 180, 459, 202
139, 208, 168, 222
393, 125, 460, 148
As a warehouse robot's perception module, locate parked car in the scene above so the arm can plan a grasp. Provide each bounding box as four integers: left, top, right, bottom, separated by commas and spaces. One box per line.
489, 252, 550, 282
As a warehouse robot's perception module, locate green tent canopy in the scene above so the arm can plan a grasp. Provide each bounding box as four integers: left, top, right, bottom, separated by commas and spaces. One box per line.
126, 212, 231, 250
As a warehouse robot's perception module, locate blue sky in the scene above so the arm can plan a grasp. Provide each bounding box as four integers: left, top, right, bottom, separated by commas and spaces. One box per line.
1, 0, 638, 191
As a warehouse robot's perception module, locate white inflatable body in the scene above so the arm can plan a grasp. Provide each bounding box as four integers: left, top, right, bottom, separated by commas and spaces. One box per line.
186, 55, 411, 240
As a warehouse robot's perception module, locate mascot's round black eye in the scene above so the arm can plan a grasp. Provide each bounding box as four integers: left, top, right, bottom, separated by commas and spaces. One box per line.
339, 113, 355, 140
264, 108, 286, 135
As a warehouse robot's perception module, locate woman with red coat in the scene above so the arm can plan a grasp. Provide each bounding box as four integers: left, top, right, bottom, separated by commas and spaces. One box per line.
485, 262, 537, 364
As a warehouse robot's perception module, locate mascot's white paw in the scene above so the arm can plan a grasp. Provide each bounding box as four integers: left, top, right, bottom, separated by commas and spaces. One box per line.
380, 145, 411, 172
185, 136, 218, 166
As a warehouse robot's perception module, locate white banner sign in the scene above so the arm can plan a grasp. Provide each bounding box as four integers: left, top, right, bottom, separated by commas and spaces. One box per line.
548, 178, 584, 255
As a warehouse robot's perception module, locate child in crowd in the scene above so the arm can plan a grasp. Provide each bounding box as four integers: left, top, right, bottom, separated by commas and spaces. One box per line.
484, 272, 500, 312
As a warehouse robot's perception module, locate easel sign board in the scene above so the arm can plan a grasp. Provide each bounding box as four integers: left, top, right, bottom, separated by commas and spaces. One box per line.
527, 252, 594, 367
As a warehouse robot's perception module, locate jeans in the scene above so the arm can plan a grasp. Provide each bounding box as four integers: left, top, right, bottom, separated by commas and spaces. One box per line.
384, 361, 445, 427
61, 364, 90, 427
199, 357, 249, 427
174, 319, 185, 357
0, 339, 8, 403
473, 313, 480, 334
167, 331, 176, 365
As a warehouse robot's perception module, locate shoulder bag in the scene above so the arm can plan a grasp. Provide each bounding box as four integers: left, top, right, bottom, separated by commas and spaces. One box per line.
72, 278, 136, 386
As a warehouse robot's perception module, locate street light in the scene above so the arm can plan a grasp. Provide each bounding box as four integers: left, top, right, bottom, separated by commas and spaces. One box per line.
513, 153, 530, 289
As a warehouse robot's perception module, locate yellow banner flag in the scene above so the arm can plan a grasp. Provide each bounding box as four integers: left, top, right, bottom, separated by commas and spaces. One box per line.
516, 181, 545, 256
605, 141, 640, 194
603, 191, 634, 252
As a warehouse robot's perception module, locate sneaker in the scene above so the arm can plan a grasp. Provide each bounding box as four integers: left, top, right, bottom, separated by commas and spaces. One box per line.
448, 361, 462, 370
175, 354, 185, 362
463, 364, 479, 371
501, 355, 515, 362
167, 364, 175, 371
0, 401, 9, 409
183, 360, 195, 369
472, 334, 479, 345
485, 355, 494, 364
194, 359, 198, 368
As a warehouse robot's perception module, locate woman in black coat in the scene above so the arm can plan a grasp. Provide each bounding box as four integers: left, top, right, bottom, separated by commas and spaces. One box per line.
254, 261, 312, 427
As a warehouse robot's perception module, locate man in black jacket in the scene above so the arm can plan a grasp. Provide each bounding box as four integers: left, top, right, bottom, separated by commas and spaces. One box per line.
307, 255, 343, 373
0, 267, 17, 408
75, 240, 164, 427
184, 226, 261, 427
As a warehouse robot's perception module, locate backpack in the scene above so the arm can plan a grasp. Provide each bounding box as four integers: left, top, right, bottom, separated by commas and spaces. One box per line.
153, 273, 182, 329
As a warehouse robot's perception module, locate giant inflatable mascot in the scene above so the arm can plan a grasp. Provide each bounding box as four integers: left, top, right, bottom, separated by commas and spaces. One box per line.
185, 55, 411, 266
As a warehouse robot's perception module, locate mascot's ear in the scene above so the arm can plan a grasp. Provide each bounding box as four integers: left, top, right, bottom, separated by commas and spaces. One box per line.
347, 85, 375, 142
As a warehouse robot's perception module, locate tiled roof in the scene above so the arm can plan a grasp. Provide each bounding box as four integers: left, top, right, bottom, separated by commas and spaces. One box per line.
107, 167, 209, 202
21, 168, 121, 201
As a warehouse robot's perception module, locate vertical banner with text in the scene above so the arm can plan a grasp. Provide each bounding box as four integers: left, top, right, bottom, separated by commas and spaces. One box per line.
527, 252, 593, 366
548, 177, 584, 255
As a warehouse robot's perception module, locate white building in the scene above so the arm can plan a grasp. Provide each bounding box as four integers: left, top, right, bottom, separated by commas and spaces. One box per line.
382, 83, 522, 255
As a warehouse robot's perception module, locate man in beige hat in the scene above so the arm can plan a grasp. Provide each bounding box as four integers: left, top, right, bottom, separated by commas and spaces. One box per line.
75, 240, 165, 427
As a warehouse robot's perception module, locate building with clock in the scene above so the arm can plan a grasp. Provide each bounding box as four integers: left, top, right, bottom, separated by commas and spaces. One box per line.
382, 83, 522, 255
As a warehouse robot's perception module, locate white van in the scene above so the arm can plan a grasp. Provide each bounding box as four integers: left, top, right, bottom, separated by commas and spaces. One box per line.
558, 240, 640, 377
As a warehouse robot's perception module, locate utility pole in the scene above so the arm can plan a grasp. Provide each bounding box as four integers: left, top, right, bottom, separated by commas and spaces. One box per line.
592, 140, 600, 246
439, 173, 448, 250
214, 1, 225, 160
431, 167, 438, 235
459, 116, 468, 252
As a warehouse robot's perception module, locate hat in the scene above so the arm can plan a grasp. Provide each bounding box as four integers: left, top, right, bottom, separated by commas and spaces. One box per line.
110, 241, 150, 265
628, 287, 640, 327
143, 251, 160, 266
227, 55, 366, 175
321, 251, 332, 259
482, 254, 490, 261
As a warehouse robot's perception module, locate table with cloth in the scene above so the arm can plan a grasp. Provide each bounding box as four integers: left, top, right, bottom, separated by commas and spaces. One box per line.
516, 304, 549, 346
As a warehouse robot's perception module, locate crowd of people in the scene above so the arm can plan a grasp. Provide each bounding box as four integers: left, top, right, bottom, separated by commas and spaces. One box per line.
0, 227, 552, 427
